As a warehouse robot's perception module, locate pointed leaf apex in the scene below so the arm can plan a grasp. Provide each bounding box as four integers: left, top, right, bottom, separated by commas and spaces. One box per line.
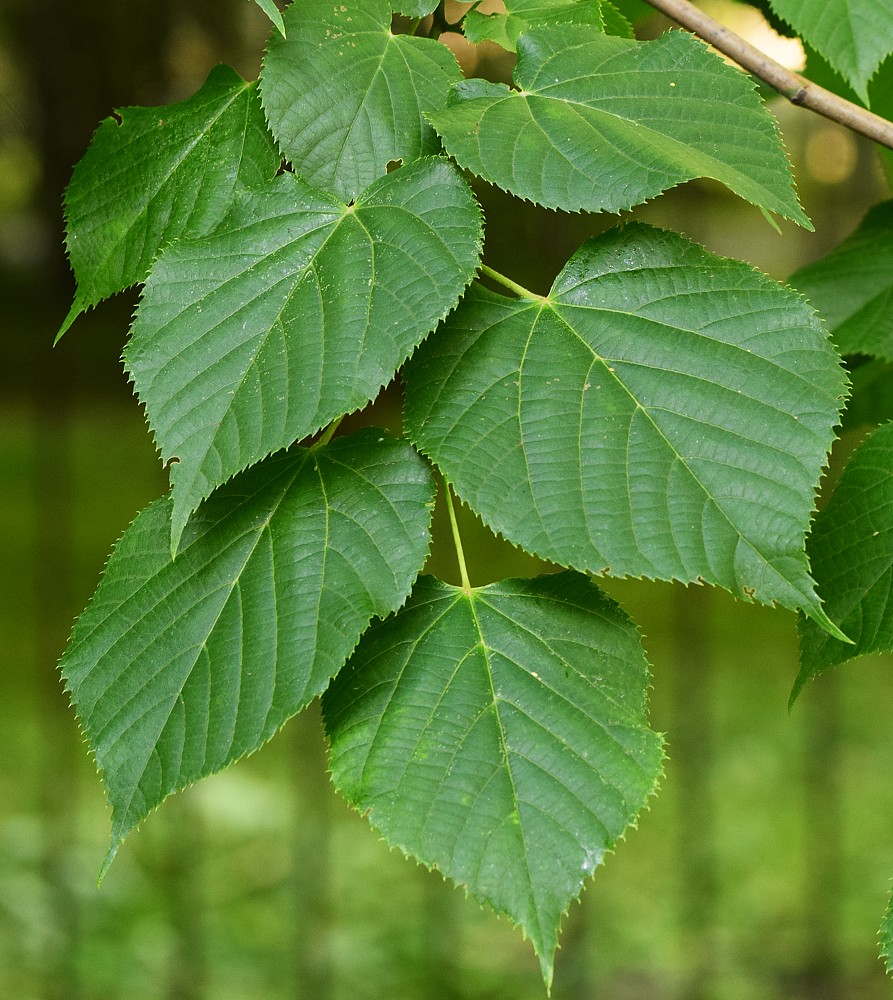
252, 0, 286, 37
55, 299, 84, 345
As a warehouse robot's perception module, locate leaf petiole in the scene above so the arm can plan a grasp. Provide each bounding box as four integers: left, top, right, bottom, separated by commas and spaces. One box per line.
479, 264, 546, 301
316, 416, 344, 448
442, 475, 472, 592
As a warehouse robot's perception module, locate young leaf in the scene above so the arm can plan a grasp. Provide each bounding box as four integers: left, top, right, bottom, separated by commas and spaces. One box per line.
770, 0, 892, 103
125, 157, 482, 553
881, 888, 893, 974
61, 65, 279, 337
428, 26, 811, 226
324, 572, 664, 986
251, 0, 287, 37
463, 0, 605, 54
60, 429, 435, 875
405, 224, 848, 636
259, 0, 462, 202
796, 422, 893, 692
788, 200, 893, 362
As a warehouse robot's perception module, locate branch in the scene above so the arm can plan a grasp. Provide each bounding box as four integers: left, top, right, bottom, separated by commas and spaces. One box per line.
641, 0, 893, 151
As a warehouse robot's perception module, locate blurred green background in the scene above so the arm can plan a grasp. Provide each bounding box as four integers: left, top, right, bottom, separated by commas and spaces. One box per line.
3, 1, 893, 998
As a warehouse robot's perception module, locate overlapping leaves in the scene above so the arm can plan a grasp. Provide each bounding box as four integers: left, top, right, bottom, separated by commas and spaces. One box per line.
61, 65, 279, 336
406, 224, 847, 633
324, 572, 664, 985
428, 26, 810, 223
770, 0, 892, 102
789, 200, 893, 361
463, 0, 606, 53
125, 157, 482, 551
60, 429, 435, 874
797, 422, 893, 690
260, 0, 461, 201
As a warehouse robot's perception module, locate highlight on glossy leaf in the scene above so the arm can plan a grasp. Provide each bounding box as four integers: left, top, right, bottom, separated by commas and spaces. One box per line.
428, 26, 811, 225
60, 65, 279, 339
324, 571, 665, 986
259, 0, 462, 202
796, 421, 893, 696
405, 223, 848, 637
60, 429, 435, 877
124, 157, 483, 553
789, 200, 893, 362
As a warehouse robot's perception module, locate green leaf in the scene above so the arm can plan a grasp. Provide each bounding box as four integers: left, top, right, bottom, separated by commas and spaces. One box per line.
797, 422, 893, 691
428, 26, 811, 226
60, 65, 279, 338
259, 0, 462, 202
125, 157, 482, 553
770, 0, 893, 102
324, 571, 664, 986
405, 224, 848, 636
60, 429, 435, 874
600, 0, 635, 39
881, 889, 893, 974
463, 0, 604, 54
251, 0, 286, 37
392, 0, 439, 15
789, 201, 893, 362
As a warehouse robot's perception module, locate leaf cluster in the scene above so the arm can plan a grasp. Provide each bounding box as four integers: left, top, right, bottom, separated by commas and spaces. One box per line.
56, 0, 893, 985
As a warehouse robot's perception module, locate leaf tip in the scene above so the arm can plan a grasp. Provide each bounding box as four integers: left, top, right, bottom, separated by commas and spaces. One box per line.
55, 299, 84, 345
97, 838, 122, 887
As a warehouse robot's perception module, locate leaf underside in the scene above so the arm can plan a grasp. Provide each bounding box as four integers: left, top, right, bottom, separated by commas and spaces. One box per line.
770, 0, 893, 102
789, 200, 893, 362
428, 26, 811, 225
797, 422, 893, 692
324, 571, 664, 986
60, 429, 435, 873
405, 224, 848, 635
260, 0, 461, 202
61, 65, 279, 335
125, 157, 482, 552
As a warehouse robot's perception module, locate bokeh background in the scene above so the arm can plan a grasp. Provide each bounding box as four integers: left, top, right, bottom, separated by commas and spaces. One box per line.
3, 1, 893, 998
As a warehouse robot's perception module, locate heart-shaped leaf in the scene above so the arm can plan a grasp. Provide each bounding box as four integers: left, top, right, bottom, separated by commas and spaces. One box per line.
770, 0, 893, 102
405, 224, 848, 635
797, 422, 893, 693
789, 200, 893, 362
61, 65, 279, 337
324, 571, 664, 986
60, 429, 435, 874
260, 0, 461, 201
125, 157, 482, 552
428, 26, 811, 225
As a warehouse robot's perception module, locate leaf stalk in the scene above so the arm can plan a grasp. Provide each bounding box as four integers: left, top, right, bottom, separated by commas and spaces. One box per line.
442, 476, 472, 592
479, 264, 546, 301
